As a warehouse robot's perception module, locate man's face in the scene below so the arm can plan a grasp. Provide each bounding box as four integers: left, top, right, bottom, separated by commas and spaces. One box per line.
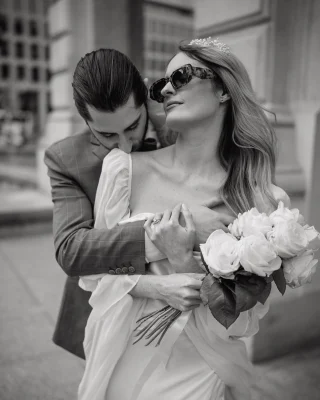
86, 94, 148, 153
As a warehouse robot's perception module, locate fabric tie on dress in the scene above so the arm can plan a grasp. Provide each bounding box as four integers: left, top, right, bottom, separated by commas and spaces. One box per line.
130, 310, 192, 400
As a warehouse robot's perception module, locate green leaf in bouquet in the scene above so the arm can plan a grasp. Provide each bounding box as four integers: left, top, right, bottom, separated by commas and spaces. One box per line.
235, 274, 272, 305
234, 284, 258, 312
200, 274, 240, 329
234, 268, 253, 277
235, 274, 268, 297
272, 266, 286, 295
256, 281, 272, 305
200, 250, 210, 273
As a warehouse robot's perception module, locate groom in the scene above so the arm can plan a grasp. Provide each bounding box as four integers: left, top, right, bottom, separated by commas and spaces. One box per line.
45, 48, 233, 359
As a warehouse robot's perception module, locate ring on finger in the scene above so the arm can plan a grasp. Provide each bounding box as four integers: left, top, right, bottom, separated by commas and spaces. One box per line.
152, 218, 161, 225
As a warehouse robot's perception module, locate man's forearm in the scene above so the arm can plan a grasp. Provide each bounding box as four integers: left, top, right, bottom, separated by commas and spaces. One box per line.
55, 222, 146, 277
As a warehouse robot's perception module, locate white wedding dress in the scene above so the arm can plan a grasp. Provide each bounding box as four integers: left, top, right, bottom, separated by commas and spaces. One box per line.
78, 149, 270, 400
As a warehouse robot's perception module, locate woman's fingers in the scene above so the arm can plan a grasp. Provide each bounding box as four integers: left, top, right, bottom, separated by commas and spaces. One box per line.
161, 209, 172, 223
144, 215, 155, 237
181, 204, 195, 231
170, 203, 182, 224
152, 212, 163, 224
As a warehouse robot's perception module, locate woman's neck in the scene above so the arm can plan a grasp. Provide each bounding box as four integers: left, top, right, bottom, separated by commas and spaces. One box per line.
171, 115, 225, 180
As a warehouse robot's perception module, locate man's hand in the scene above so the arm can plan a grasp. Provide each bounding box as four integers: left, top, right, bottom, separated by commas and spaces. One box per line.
189, 204, 234, 250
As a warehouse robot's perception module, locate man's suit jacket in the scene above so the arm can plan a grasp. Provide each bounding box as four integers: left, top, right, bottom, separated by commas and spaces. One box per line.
44, 130, 156, 359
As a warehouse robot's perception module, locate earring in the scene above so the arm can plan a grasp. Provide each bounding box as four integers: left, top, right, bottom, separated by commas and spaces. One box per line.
220, 98, 224, 103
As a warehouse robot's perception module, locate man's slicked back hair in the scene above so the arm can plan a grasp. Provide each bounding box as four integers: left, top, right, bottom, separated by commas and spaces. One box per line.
72, 48, 148, 121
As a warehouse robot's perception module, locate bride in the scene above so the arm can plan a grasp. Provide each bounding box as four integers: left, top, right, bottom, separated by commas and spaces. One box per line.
78, 38, 289, 400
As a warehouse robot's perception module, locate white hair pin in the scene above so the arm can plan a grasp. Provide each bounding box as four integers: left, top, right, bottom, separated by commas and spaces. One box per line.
188, 37, 230, 54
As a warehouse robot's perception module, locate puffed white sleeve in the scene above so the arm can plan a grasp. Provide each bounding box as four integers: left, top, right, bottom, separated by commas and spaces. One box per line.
94, 148, 131, 229
79, 148, 132, 291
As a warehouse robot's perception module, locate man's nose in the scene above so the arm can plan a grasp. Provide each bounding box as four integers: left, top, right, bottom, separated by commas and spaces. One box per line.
118, 134, 133, 153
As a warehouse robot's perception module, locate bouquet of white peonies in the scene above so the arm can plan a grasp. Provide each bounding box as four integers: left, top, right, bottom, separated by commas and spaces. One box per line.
199, 201, 320, 328
133, 202, 320, 345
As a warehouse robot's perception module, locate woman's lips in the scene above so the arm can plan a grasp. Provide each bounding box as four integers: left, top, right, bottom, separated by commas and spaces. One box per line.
166, 103, 181, 111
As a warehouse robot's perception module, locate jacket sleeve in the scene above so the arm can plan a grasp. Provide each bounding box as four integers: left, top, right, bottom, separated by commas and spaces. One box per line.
44, 146, 147, 277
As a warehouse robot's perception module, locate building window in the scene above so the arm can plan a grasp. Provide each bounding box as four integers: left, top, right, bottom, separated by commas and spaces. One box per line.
45, 45, 50, 60
29, 20, 38, 36
17, 65, 25, 80
1, 64, 10, 79
44, 22, 49, 38
0, 40, 9, 57
14, 18, 23, 35
31, 66, 39, 82
47, 91, 52, 112
46, 69, 51, 82
30, 44, 38, 60
13, 0, 22, 11
0, 14, 8, 33
29, 0, 37, 13
15, 42, 24, 58
150, 20, 156, 33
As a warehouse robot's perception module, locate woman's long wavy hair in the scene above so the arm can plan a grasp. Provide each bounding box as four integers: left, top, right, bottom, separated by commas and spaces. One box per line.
177, 42, 278, 215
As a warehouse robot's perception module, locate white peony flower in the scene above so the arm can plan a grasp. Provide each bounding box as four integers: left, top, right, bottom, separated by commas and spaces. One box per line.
269, 201, 305, 226
283, 249, 318, 288
228, 208, 273, 238
200, 229, 240, 279
267, 220, 308, 258
303, 225, 320, 251
238, 232, 281, 277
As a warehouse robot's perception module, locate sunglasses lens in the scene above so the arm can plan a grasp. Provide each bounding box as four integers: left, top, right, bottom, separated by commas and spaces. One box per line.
150, 79, 167, 103
172, 67, 191, 89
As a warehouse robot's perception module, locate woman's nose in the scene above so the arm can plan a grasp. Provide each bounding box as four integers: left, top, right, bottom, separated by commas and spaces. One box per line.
161, 81, 175, 99
118, 135, 132, 153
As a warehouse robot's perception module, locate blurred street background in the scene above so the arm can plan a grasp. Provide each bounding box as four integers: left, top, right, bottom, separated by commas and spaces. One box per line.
1, 0, 320, 399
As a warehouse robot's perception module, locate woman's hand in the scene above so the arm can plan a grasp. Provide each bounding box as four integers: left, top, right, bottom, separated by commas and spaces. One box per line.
156, 273, 205, 312
144, 203, 196, 269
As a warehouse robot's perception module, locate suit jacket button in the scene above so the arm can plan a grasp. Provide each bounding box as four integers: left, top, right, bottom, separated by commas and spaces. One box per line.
109, 269, 115, 275
122, 267, 128, 274
128, 266, 135, 273
115, 268, 122, 275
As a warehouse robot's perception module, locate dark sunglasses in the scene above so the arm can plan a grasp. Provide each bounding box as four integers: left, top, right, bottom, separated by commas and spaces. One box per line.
149, 64, 215, 103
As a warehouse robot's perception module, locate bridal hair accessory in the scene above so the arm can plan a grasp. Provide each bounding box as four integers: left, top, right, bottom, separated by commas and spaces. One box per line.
188, 37, 230, 54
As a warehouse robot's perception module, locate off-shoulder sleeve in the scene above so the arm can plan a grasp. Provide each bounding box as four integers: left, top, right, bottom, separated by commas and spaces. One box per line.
94, 148, 132, 229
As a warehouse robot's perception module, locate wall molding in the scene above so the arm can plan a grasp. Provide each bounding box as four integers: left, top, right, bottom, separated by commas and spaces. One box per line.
197, 0, 271, 37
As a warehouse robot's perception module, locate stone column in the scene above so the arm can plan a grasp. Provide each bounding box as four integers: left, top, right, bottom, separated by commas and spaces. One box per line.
194, 0, 320, 361
37, 0, 144, 192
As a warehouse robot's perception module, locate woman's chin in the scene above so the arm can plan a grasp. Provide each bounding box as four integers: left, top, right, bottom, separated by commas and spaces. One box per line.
166, 112, 189, 131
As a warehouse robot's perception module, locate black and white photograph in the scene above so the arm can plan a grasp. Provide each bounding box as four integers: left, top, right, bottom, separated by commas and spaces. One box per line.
0, 0, 320, 399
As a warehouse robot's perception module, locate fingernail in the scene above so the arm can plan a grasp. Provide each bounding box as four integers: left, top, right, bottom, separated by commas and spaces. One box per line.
182, 203, 187, 210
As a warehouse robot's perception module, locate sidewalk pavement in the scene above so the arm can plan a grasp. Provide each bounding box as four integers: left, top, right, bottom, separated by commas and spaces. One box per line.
0, 232, 320, 400
0, 161, 53, 237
